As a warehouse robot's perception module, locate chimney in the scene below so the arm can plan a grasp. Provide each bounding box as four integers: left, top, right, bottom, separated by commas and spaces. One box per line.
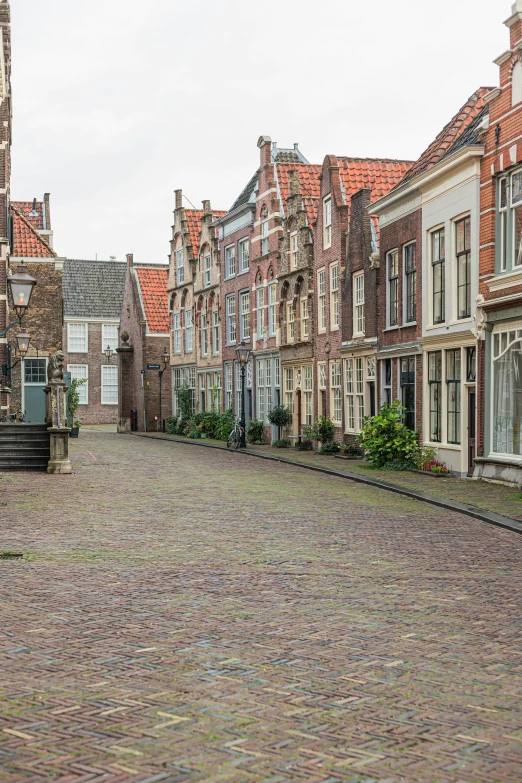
257, 135, 272, 168
202, 199, 211, 216
288, 169, 300, 198
44, 193, 51, 229
175, 189, 182, 210
126, 253, 133, 268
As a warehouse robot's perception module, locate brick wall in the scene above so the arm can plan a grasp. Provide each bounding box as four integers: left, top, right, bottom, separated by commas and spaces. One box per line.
8, 260, 63, 410
0, 1, 11, 413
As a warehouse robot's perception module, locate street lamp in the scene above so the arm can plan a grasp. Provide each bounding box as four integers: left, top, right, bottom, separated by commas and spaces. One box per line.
8, 263, 37, 320
104, 345, 115, 363
16, 331, 31, 358
235, 341, 251, 448
158, 346, 170, 432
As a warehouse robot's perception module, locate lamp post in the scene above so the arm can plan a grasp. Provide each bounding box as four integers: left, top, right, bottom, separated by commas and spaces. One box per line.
104, 345, 115, 363
1, 263, 37, 338
158, 346, 170, 432
235, 341, 251, 449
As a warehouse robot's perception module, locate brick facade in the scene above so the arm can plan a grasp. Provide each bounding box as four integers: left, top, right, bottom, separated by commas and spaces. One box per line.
0, 2, 11, 415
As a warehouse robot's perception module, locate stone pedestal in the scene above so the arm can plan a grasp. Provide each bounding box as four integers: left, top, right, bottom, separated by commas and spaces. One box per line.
117, 343, 134, 433
47, 426, 73, 474
44, 378, 72, 474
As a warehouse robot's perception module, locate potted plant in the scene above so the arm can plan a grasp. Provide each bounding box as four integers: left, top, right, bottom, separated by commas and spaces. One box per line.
267, 404, 293, 441
68, 377, 87, 437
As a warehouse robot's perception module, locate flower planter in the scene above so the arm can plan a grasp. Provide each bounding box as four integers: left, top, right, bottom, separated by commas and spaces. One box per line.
70, 427, 80, 438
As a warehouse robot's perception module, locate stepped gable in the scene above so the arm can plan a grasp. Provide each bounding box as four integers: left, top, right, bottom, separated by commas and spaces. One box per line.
276, 163, 322, 226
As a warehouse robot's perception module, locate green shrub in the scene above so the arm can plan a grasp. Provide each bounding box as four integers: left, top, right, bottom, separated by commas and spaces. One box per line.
296, 438, 313, 451
417, 444, 438, 470
174, 384, 194, 419
68, 377, 87, 423
357, 401, 418, 469
216, 409, 235, 441
273, 439, 291, 448
268, 405, 293, 429
246, 418, 266, 444
307, 416, 335, 443
341, 442, 361, 457
319, 441, 341, 455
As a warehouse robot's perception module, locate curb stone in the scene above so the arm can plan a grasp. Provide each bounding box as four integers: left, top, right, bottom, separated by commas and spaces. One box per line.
130, 432, 522, 536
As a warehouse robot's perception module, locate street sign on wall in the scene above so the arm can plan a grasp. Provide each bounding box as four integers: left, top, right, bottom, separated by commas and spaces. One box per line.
147, 364, 160, 370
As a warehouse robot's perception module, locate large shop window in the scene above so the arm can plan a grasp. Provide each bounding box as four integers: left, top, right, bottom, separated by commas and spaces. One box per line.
446, 349, 461, 445
492, 328, 522, 456
428, 351, 442, 443
498, 172, 522, 273
400, 357, 415, 431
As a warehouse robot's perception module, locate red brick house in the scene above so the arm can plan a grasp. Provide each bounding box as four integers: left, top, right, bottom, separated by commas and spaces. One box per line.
118, 255, 171, 432
7, 198, 64, 422
313, 156, 411, 442
473, 0, 522, 486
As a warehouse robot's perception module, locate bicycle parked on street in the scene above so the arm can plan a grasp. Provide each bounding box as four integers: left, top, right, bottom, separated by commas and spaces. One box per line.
227, 416, 244, 449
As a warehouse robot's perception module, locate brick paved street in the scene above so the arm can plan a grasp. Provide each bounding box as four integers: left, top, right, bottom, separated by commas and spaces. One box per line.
1, 432, 521, 783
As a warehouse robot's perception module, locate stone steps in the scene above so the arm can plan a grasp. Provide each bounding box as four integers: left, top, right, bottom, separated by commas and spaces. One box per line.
0, 424, 50, 471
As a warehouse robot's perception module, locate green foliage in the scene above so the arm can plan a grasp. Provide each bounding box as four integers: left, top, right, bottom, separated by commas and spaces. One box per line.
307, 416, 335, 444
357, 401, 419, 469
246, 418, 266, 444
68, 377, 87, 422
417, 444, 438, 470
296, 438, 313, 451
166, 408, 235, 441
174, 384, 194, 419
341, 442, 360, 457
273, 439, 292, 448
319, 441, 341, 455
268, 405, 293, 428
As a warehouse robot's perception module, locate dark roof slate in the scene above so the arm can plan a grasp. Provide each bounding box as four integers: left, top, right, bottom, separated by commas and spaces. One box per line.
229, 170, 259, 213
443, 105, 489, 159
63, 259, 127, 319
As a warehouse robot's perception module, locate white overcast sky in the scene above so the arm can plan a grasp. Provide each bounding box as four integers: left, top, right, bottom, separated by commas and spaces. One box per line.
12, 0, 508, 263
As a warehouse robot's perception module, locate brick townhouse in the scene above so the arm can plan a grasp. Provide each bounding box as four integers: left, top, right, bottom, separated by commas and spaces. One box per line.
313, 155, 411, 443
278, 166, 321, 438
216, 137, 317, 440
63, 259, 126, 425
473, 0, 522, 486
0, 1, 11, 419
371, 91, 490, 474
118, 254, 171, 432
7, 197, 65, 422
168, 192, 225, 419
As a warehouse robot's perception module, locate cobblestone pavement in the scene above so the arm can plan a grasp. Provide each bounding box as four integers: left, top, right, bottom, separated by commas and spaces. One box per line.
1, 432, 521, 783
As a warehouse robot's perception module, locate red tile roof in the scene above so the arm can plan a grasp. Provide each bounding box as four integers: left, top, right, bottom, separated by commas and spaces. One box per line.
10, 205, 56, 258
276, 163, 322, 226
399, 88, 492, 185
135, 266, 169, 333
337, 158, 413, 203
11, 200, 44, 231
184, 210, 203, 257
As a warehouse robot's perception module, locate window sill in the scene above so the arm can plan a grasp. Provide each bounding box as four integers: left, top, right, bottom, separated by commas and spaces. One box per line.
403, 321, 417, 327
330, 325, 340, 332
486, 265, 522, 291
425, 323, 446, 331
237, 269, 249, 277
383, 326, 399, 332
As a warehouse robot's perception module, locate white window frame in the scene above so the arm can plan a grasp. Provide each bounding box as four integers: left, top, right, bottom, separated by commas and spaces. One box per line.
345, 358, 355, 432
323, 196, 332, 249
287, 303, 295, 343
226, 294, 236, 345
261, 220, 269, 256
289, 231, 298, 270
201, 311, 208, 357
353, 272, 365, 337
101, 365, 118, 405
355, 357, 365, 431
212, 308, 219, 355
303, 365, 313, 426
225, 244, 236, 278
301, 297, 309, 340
331, 361, 342, 425
225, 362, 233, 411
67, 323, 88, 353
173, 311, 181, 354
256, 287, 264, 341
239, 238, 249, 273
318, 269, 326, 333
176, 248, 184, 286
240, 290, 250, 341
330, 263, 339, 330
268, 283, 276, 337
285, 367, 294, 417
204, 253, 211, 288
318, 362, 326, 390
68, 364, 89, 404
102, 323, 118, 353
185, 308, 193, 353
